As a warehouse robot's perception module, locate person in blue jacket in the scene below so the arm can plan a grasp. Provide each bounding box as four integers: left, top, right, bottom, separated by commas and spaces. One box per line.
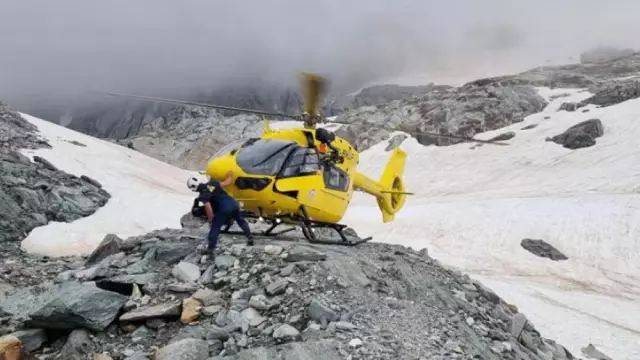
187, 171, 254, 255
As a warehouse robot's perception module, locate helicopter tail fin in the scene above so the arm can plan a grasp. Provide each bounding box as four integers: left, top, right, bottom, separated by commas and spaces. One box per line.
377, 147, 410, 222
354, 147, 412, 223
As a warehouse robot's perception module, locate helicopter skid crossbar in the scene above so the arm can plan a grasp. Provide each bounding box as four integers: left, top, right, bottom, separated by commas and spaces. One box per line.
220, 210, 372, 247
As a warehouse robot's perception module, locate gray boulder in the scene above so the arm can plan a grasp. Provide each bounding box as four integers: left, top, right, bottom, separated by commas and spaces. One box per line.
85, 234, 123, 266
154, 338, 209, 360
6, 329, 47, 352
521, 239, 568, 261
581, 343, 613, 360
119, 301, 182, 322
0, 281, 128, 331
57, 329, 95, 360
547, 119, 604, 149
211, 339, 343, 360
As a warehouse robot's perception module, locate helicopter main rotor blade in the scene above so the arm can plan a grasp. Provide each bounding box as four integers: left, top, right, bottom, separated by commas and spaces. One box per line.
99, 91, 300, 120
324, 118, 509, 146
301, 73, 327, 116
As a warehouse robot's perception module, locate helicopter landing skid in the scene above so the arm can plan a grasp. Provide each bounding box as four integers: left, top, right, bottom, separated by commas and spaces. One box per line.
298, 220, 373, 246
221, 220, 297, 238
220, 212, 372, 247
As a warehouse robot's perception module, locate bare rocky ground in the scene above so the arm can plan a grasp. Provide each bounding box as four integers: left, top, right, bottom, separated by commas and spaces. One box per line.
1, 219, 579, 360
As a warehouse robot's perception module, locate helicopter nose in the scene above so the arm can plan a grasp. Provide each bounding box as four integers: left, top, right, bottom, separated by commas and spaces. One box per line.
205, 157, 227, 181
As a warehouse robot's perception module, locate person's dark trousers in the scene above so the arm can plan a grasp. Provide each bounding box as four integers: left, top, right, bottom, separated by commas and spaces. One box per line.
207, 212, 229, 250
207, 198, 253, 250
230, 207, 252, 239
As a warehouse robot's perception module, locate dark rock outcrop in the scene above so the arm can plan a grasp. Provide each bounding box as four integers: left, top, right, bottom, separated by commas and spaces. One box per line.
0, 102, 50, 151
558, 102, 578, 112
334, 84, 546, 151
580, 79, 640, 107
0, 150, 111, 243
0, 102, 111, 243
580, 46, 637, 64
466, 53, 640, 90
559, 80, 640, 111
520, 239, 568, 261
0, 281, 128, 331
547, 119, 604, 150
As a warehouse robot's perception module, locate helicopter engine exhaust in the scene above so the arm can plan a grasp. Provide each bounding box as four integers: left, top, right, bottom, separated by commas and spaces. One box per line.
353, 147, 410, 223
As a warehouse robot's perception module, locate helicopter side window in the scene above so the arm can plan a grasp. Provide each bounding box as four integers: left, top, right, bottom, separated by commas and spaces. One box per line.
236, 139, 296, 176
280, 147, 321, 177
323, 164, 349, 192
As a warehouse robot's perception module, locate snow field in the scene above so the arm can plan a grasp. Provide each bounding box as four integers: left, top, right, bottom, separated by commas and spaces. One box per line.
343, 87, 640, 359
18, 113, 198, 257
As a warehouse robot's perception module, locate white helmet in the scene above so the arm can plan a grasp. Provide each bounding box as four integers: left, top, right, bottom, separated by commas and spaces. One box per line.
187, 176, 200, 191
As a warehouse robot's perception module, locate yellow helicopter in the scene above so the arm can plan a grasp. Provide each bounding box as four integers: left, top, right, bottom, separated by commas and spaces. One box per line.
103, 73, 508, 245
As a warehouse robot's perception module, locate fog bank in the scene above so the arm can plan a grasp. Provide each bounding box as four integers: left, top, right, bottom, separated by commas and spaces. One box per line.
1, 0, 640, 113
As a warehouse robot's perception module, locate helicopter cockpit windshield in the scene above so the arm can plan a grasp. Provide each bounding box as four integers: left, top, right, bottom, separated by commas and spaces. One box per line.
236, 139, 296, 176
235, 139, 322, 177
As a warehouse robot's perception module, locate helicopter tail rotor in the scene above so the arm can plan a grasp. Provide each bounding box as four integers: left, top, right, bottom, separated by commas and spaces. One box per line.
353, 147, 411, 223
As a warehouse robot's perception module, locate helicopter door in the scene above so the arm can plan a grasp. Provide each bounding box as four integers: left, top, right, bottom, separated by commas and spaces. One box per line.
274, 147, 324, 202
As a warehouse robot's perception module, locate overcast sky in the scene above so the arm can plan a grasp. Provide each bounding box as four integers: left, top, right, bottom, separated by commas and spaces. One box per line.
2, 0, 640, 110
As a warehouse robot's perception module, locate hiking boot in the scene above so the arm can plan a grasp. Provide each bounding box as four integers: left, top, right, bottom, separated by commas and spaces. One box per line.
246, 237, 254, 246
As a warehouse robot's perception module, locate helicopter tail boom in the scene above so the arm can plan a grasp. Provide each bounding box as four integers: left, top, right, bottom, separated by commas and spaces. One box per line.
354, 147, 409, 223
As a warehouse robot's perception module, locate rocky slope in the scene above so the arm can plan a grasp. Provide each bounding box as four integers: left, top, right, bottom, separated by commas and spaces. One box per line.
108, 82, 451, 170
334, 51, 640, 152
333, 83, 547, 151
0, 102, 111, 244
465, 51, 640, 90
27, 82, 448, 141
1, 215, 578, 360
110, 82, 547, 170
108, 52, 640, 171
114, 107, 266, 171
579, 46, 637, 65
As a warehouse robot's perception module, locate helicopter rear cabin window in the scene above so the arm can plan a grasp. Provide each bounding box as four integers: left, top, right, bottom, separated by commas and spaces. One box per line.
235, 139, 296, 176
323, 164, 349, 192
280, 147, 321, 177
